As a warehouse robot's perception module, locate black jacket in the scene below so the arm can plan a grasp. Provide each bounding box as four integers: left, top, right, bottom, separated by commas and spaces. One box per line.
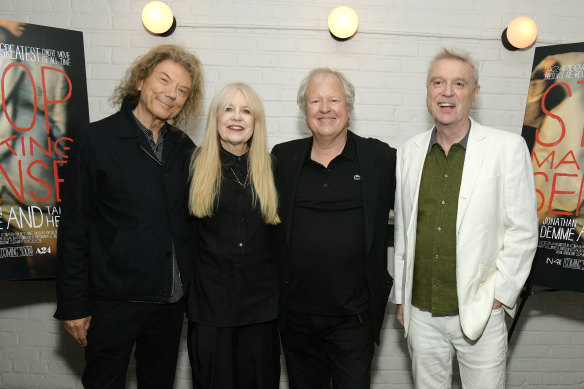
271, 131, 396, 343
54, 101, 195, 320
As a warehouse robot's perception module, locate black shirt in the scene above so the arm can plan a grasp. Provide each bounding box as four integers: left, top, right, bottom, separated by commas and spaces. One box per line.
288, 135, 369, 316
187, 148, 279, 326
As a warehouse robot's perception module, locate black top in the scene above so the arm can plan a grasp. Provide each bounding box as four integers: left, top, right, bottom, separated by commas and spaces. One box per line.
288, 135, 368, 315
187, 148, 279, 327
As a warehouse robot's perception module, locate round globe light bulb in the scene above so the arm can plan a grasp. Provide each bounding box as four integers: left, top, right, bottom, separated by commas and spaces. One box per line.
507, 16, 538, 49
142, 1, 174, 34
328, 6, 359, 39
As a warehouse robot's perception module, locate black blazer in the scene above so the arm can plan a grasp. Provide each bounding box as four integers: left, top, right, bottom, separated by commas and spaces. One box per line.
54, 101, 195, 320
271, 131, 396, 343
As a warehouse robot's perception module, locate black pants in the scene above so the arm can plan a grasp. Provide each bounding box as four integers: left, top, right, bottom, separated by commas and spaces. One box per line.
280, 310, 375, 389
82, 299, 185, 389
187, 320, 280, 389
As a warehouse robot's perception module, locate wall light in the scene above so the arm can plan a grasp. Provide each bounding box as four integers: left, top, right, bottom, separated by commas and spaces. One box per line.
503, 16, 538, 50
328, 6, 359, 40
142, 1, 174, 35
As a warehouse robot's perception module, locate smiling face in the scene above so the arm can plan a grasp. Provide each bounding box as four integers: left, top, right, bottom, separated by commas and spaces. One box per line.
134, 59, 192, 130
305, 73, 350, 141
217, 90, 255, 156
426, 58, 480, 132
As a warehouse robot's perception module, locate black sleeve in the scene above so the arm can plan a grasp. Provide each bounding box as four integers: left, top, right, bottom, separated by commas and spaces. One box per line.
54, 128, 97, 320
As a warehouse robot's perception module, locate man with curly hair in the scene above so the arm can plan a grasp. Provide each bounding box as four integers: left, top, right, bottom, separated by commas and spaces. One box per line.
54, 44, 204, 389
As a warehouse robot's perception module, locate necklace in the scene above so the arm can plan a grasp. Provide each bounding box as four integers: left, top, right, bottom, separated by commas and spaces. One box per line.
230, 167, 249, 188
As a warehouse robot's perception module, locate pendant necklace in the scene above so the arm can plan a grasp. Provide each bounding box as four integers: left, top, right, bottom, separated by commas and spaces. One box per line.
230, 167, 249, 188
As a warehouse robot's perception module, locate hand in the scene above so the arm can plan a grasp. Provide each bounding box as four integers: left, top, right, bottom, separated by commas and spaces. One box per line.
0, 20, 26, 37
63, 316, 91, 347
492, 299, 503, 310
396, 304, 404, 327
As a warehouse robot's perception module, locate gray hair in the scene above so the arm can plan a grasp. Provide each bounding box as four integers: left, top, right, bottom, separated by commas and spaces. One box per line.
428, 47, 479, 87
297, 68, 355, 114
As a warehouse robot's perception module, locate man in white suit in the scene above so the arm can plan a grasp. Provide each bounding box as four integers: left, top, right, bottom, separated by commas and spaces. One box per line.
393, 47, 538, 388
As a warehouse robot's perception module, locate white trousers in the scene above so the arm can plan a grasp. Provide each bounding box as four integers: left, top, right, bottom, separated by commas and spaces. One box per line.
407, 305, 507, 389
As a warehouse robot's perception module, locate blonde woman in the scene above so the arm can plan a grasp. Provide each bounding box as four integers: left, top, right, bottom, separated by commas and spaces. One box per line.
187, 82, 280, 389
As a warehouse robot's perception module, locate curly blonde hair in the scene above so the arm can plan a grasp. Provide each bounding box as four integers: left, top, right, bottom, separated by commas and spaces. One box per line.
111, 44, 204, 126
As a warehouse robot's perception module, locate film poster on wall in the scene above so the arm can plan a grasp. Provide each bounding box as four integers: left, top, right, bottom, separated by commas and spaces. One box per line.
0, 20, 88, 280
522, 42, 584, 293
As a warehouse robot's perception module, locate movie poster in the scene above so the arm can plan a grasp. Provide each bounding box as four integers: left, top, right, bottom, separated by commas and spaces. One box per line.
521, 42, 584, 293
0, 20, 88, 280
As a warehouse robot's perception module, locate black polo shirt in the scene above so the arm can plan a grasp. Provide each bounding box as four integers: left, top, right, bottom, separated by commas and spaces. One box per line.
288, 135, 369, 316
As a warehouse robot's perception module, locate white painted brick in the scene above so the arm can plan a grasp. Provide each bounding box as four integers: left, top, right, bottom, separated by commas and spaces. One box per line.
10, 0, 33, 12
112, 15, 141, 31
549, 345, 584, 359
28, 15, 71, 29
13, 359, 29, 373
2, 346, 39, 361
0, 333, 18, 346
237, 52, 277, 68
90, 64, 127, 81
535, 333, 572, 345
215, 35, 257, 51
19, 333, 60, 347
90, 32, 130, 48
31, 1, 50, 12
298, 38, 337, 54
277, 53, 319, 69
379, 41, 419, 57
0, 359, 12, 372
525, 373, 544, 385
71, 14, 111, 30
508, 358, 539, 371
83, 47, 111, 64
338, 39, 379, 55
50, 0, 71, 13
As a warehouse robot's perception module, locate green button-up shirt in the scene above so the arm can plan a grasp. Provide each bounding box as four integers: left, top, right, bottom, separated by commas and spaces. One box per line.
411, 128, 468, 315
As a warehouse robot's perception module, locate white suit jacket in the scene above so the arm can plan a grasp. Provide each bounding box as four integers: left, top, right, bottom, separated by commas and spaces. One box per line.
392, 118, 538, 340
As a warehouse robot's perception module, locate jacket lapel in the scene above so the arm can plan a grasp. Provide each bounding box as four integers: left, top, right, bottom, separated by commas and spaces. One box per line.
283, 138, 312, 244
407, 130, 433, 237
457, 119, 489, 231
353, 132, 378, 254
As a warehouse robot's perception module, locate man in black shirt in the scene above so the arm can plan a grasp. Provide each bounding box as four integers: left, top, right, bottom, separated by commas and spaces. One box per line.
272, 68, 396, 389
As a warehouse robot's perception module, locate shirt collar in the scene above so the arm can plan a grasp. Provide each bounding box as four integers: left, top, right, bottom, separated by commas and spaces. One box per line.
305, 131, 356, 163
220, 146, 248, 171
426, 121, 471, 156
133, 113, 168, 144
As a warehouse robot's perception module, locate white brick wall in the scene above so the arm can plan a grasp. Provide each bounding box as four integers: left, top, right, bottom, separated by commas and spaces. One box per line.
0, 0, 583, 387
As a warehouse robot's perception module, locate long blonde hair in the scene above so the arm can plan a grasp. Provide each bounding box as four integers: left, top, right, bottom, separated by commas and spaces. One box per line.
188, 82, 280, 225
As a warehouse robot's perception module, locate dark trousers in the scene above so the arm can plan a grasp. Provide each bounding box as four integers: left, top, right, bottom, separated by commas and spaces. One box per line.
187, 320, 280, 389
82, 299, 185, 389
280, 310, 375, 389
